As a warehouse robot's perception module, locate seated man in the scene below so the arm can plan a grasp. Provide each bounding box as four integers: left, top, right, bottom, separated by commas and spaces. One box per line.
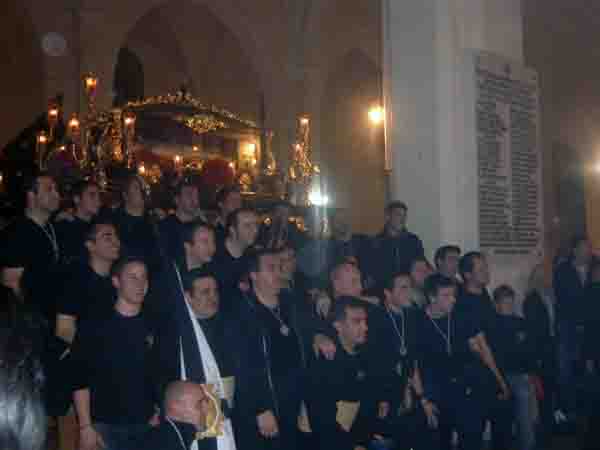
142, 381, 210, 450
306, 296, 389, 450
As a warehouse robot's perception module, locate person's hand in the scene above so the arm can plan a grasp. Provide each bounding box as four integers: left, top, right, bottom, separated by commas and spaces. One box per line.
421, 399, 439, 429
257, 410, 279, 438
587, 359, 595, 374
313, 334, 336, 360
377, 401, 390, 419
79, 425, 106, 450
315, 293, 332, 318
360, 296, 380, 306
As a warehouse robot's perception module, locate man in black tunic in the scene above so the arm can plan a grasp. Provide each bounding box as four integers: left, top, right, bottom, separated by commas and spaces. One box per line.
306, 296, 387, 450
233, 249, 310, 450
0, 172, 61, 322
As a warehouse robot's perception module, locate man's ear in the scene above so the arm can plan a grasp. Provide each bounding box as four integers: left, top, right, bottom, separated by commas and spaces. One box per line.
332, 320, 342, 334
111, 275, 120, 290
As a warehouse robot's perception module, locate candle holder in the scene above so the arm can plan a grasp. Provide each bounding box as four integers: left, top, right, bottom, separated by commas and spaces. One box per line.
36, 131, 48, 169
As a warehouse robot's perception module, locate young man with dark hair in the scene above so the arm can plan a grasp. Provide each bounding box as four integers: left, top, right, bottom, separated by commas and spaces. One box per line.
306, 296, 387, 450
71, 257, 157, 450
434, 245, 461, 281
212, 207, 259, 296
0, 172, 61, 321
456, 252, 512, 450
111, 174, 161, 275
55, 219, 120, 343
492, 284, 536, 450
55, 180, 102, 264
371, 201, 425, 289
215, 186, 242, 245
157, 180, 201, 264
416, 273, 509, 450
409, 256, 433, 308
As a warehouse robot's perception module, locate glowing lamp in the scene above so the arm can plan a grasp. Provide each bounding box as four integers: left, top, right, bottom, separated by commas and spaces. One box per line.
368, 106, 384, 125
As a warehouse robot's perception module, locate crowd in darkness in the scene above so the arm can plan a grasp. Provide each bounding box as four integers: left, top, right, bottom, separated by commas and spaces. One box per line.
0, 171, 598, 450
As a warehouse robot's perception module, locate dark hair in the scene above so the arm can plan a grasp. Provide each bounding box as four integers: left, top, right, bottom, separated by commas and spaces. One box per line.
0, 333, 46, 450
181, 221, 214, 245
84, 217, 117, 243
71, 179, 98, 199
434, 245, 461, 268
330, 296, 367, 323
183, 268, 217, 292
22, 171, 53, 208
423, 273, 456, 302
216, 186, 240, 208
225, 207, 257, 237
383, 271, 412, 292
110, 255, 146, 278
569, 235, 588, 261
458, 251, 484, 279
246, 248, 280, 276
493, 284, 516, 304
385, 201, 407, 214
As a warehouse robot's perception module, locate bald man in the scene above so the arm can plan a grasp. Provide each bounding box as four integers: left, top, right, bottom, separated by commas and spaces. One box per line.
143, 381, 210, 450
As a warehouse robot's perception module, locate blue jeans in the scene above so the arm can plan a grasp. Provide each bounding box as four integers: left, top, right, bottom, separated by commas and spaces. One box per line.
507, 374, 536, 450
94, 423, 150, 450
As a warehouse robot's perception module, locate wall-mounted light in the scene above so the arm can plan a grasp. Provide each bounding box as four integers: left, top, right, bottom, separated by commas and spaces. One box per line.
368, 105, 384, 125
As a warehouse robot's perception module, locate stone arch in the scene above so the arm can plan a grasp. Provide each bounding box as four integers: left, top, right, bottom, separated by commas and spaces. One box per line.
0, 0, 45, 149
321, 48, 385, 233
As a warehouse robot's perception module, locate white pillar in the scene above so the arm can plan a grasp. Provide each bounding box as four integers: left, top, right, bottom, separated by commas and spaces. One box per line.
382, 0, 523, 258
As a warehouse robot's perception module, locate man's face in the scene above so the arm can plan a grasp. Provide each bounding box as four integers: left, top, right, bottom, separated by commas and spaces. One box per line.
332, 264, 362, 297
386, 207, 406, 232
386, 275, 412, 308
187, 277, 219, 319
233, 211, 259, 247
175, 186, 199, 218
335, 307, 368, 347
76, 185, 101, 218
279, 248, 297, 281
124, 179, 145, 211
87, 224, 120, 263
411, 261, 432, 289
112, 262, 148, 306
221, 192, 242, 217
251, 253, 282, 294
470, 256, 490, 287
187, 228, 216, 264
433, 286, 456, 314
32, 176, 60, 214
438, 251, 460, 278
495, 295, 515, 316
182, 384, 210, 429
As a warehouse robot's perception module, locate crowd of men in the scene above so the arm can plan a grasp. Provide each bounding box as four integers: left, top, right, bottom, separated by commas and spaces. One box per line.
0, 171, 598, 450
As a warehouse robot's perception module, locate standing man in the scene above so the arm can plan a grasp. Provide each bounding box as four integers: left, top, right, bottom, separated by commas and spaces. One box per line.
55, 180, 102, 265
71, 257, 157, 450
0, 172, 61, 321
157, 180, 201, 264
233, 249, 310, 450
371, 201, 424, 289
553, 236, 591, 423
214, 187, 242, 245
